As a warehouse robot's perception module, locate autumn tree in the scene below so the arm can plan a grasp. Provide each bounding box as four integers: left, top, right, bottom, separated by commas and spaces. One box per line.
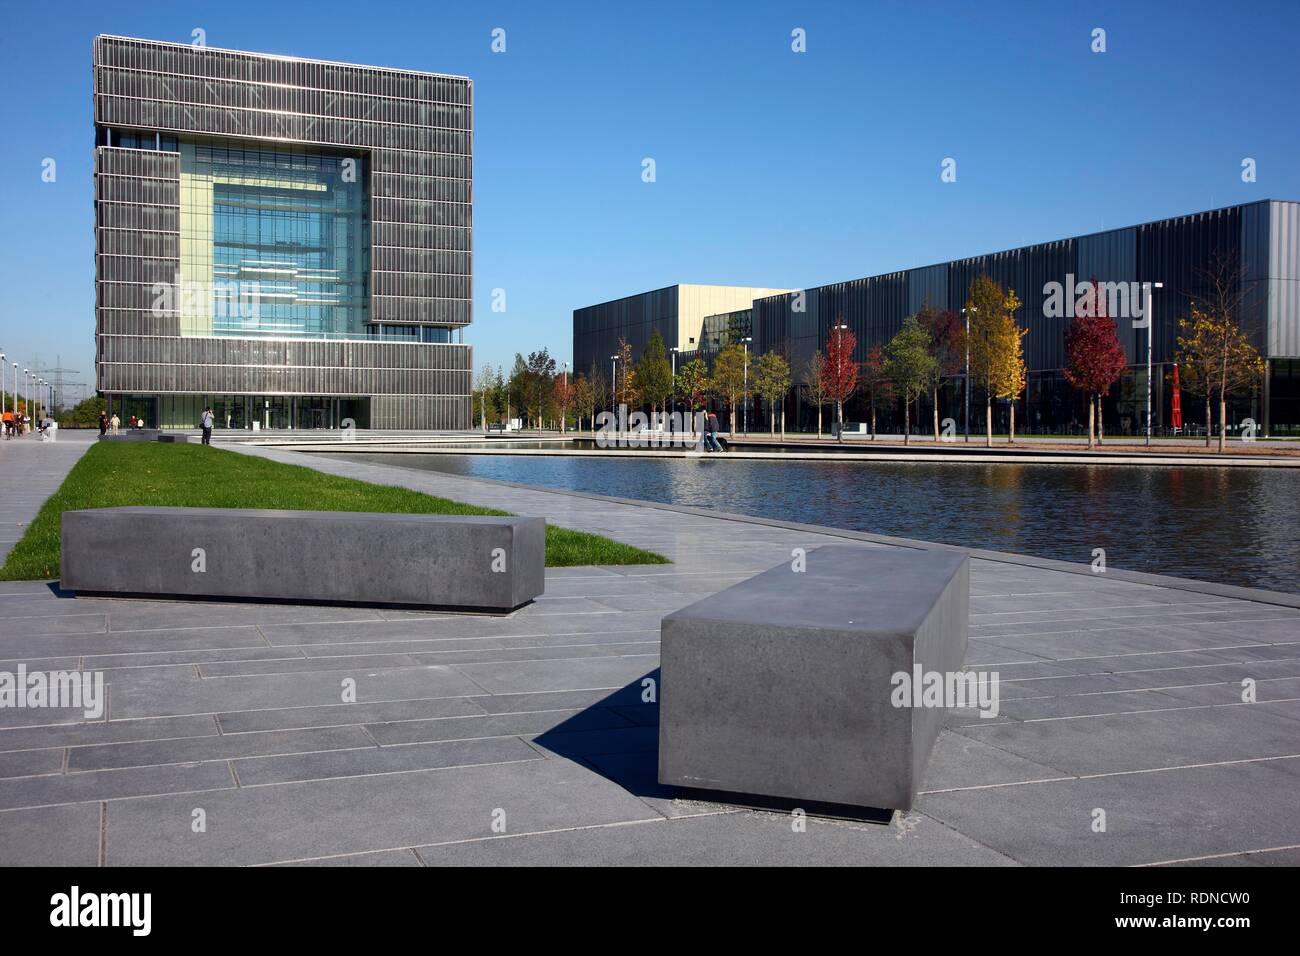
861, 342, 890, 439
614, 339, 638, 408
753, 351, 792, 437
711, 343, 750, 439
1177, 306, 1265, 452
571, 375, 595, 432
553, 373, 573, 433
1064, 280, 1128, 448
917, 305, 965, 440
636, 330, 674, 420
803, 350, 829, 439
966, 276, 1025, 446
884, 316, 937, 445
586, 362, 610, 418
675, 356, 710, 420
824, 323, 858, 442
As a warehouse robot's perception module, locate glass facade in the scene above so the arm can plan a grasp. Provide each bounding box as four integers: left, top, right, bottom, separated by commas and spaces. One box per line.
178, 139, 370, 339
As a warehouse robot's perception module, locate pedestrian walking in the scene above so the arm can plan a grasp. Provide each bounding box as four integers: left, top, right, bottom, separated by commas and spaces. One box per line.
200, 406, 214, 445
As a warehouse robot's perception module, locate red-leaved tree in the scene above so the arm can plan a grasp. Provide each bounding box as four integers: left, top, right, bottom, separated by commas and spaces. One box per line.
825, 322, 859, 442
1064, 279, 1128, 448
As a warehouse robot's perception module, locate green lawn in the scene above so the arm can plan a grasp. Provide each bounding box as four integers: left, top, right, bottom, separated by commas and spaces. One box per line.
0, 442, 667, 580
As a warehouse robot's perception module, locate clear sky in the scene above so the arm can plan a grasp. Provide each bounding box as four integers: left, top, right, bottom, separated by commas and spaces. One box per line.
1, 0, 1297, 400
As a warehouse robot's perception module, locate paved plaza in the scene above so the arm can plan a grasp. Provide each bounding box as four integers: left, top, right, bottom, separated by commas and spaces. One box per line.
1, 432, 1298, 866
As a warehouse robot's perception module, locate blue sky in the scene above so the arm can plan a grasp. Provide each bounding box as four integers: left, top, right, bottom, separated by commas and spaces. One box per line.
1, 0, 1297, 399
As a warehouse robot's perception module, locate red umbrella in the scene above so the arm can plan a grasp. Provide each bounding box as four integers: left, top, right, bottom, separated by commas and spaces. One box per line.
1171, 363, 1183, 432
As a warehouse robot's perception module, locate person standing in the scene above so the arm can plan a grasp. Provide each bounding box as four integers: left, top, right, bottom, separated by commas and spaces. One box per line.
98, 411, 108, 437
109, 412, 120, 435
200, 406, 214, 445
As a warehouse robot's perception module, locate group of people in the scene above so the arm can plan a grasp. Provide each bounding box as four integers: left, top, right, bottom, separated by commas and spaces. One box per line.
2, 410, 31, 438
97, 412, 124, 436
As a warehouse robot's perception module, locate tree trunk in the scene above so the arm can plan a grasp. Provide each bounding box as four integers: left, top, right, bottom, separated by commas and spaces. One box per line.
1218, 394, 1227, 453
933, 387, 940, 441
904, 398, 910, 445
769, 404, 775, 436
836, 400, 843, 443
1087, 394, 1095, 449
817, 403, 822, 439
1204, 395, 1211, 447
985, 396, 993, 447
870, 402, 877, 440
730, 399, 737, 439
1009, 402, 1016, 444
1097, 395, 1105, 444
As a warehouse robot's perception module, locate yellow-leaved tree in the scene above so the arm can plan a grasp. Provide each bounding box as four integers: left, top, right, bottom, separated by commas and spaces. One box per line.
966, 276, 1026, 446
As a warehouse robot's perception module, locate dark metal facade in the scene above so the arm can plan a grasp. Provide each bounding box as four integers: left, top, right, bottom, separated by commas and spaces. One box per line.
93, 35, 472, 428
750, 200, 1300, 433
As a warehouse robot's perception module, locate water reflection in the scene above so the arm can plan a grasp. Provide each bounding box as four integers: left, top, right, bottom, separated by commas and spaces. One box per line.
325, 452, 1300, 594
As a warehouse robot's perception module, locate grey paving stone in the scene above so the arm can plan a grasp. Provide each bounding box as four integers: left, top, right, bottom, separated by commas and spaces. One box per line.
0, 803, 101, 865
68, 726, 375, 771
452, 655, 659, 695
917, 759, 1300, 866
265, 848, 423, 867
365, 706, 632, 745
413, 808, 1019, 867
104, 758, 661, 865
233, 735, 539, 786
0, 715, 219, 752
215, 696, 485, 734
105, 665, 489, 719
0, 760, 236, 811
0, 747, 64, 778
955, 703, 1300, 775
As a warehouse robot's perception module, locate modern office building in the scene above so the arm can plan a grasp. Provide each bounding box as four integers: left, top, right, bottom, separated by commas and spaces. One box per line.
574, 201, 1300, 434
94, 35, 472, 429
572, 284, 790, 379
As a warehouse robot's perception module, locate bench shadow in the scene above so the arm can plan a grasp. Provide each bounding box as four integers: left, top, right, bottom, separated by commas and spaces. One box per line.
532, 668, 893, 825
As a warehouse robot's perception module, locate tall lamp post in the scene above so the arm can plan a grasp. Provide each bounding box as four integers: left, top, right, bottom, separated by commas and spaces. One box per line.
609, 354, 619, 431
742, 336, 752, 435
23, 369, 30, 430
561, 361, 568, 434
669, 346, 679, 426
1143, 282, 1163, 447
12, 364, 18, 427
961, 308, 973, 442
0, 352, 6, 422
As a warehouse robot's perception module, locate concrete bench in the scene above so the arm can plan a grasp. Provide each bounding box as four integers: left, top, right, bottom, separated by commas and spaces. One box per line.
98, 430, 162, 442
658, 545, 969, 812
61, 507, 545, 612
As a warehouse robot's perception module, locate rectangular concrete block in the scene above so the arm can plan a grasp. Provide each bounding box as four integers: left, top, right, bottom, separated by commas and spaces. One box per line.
98, 430, 163, 442
61, 507, 545, 612
658, 545, 969, 811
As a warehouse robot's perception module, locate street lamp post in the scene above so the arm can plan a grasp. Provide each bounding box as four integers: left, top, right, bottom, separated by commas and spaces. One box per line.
0, 353, 6, 422
609, 355, 619, 432
23, 369, 30, 430
1144, 282, 1163, 447
742, 336, 752, 435
670, 346, 679, 427
962, 308, 973, 442
561, 361, 568, 434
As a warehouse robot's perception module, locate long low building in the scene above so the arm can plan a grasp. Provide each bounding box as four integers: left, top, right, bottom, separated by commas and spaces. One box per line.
574, 201, 1300, 436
